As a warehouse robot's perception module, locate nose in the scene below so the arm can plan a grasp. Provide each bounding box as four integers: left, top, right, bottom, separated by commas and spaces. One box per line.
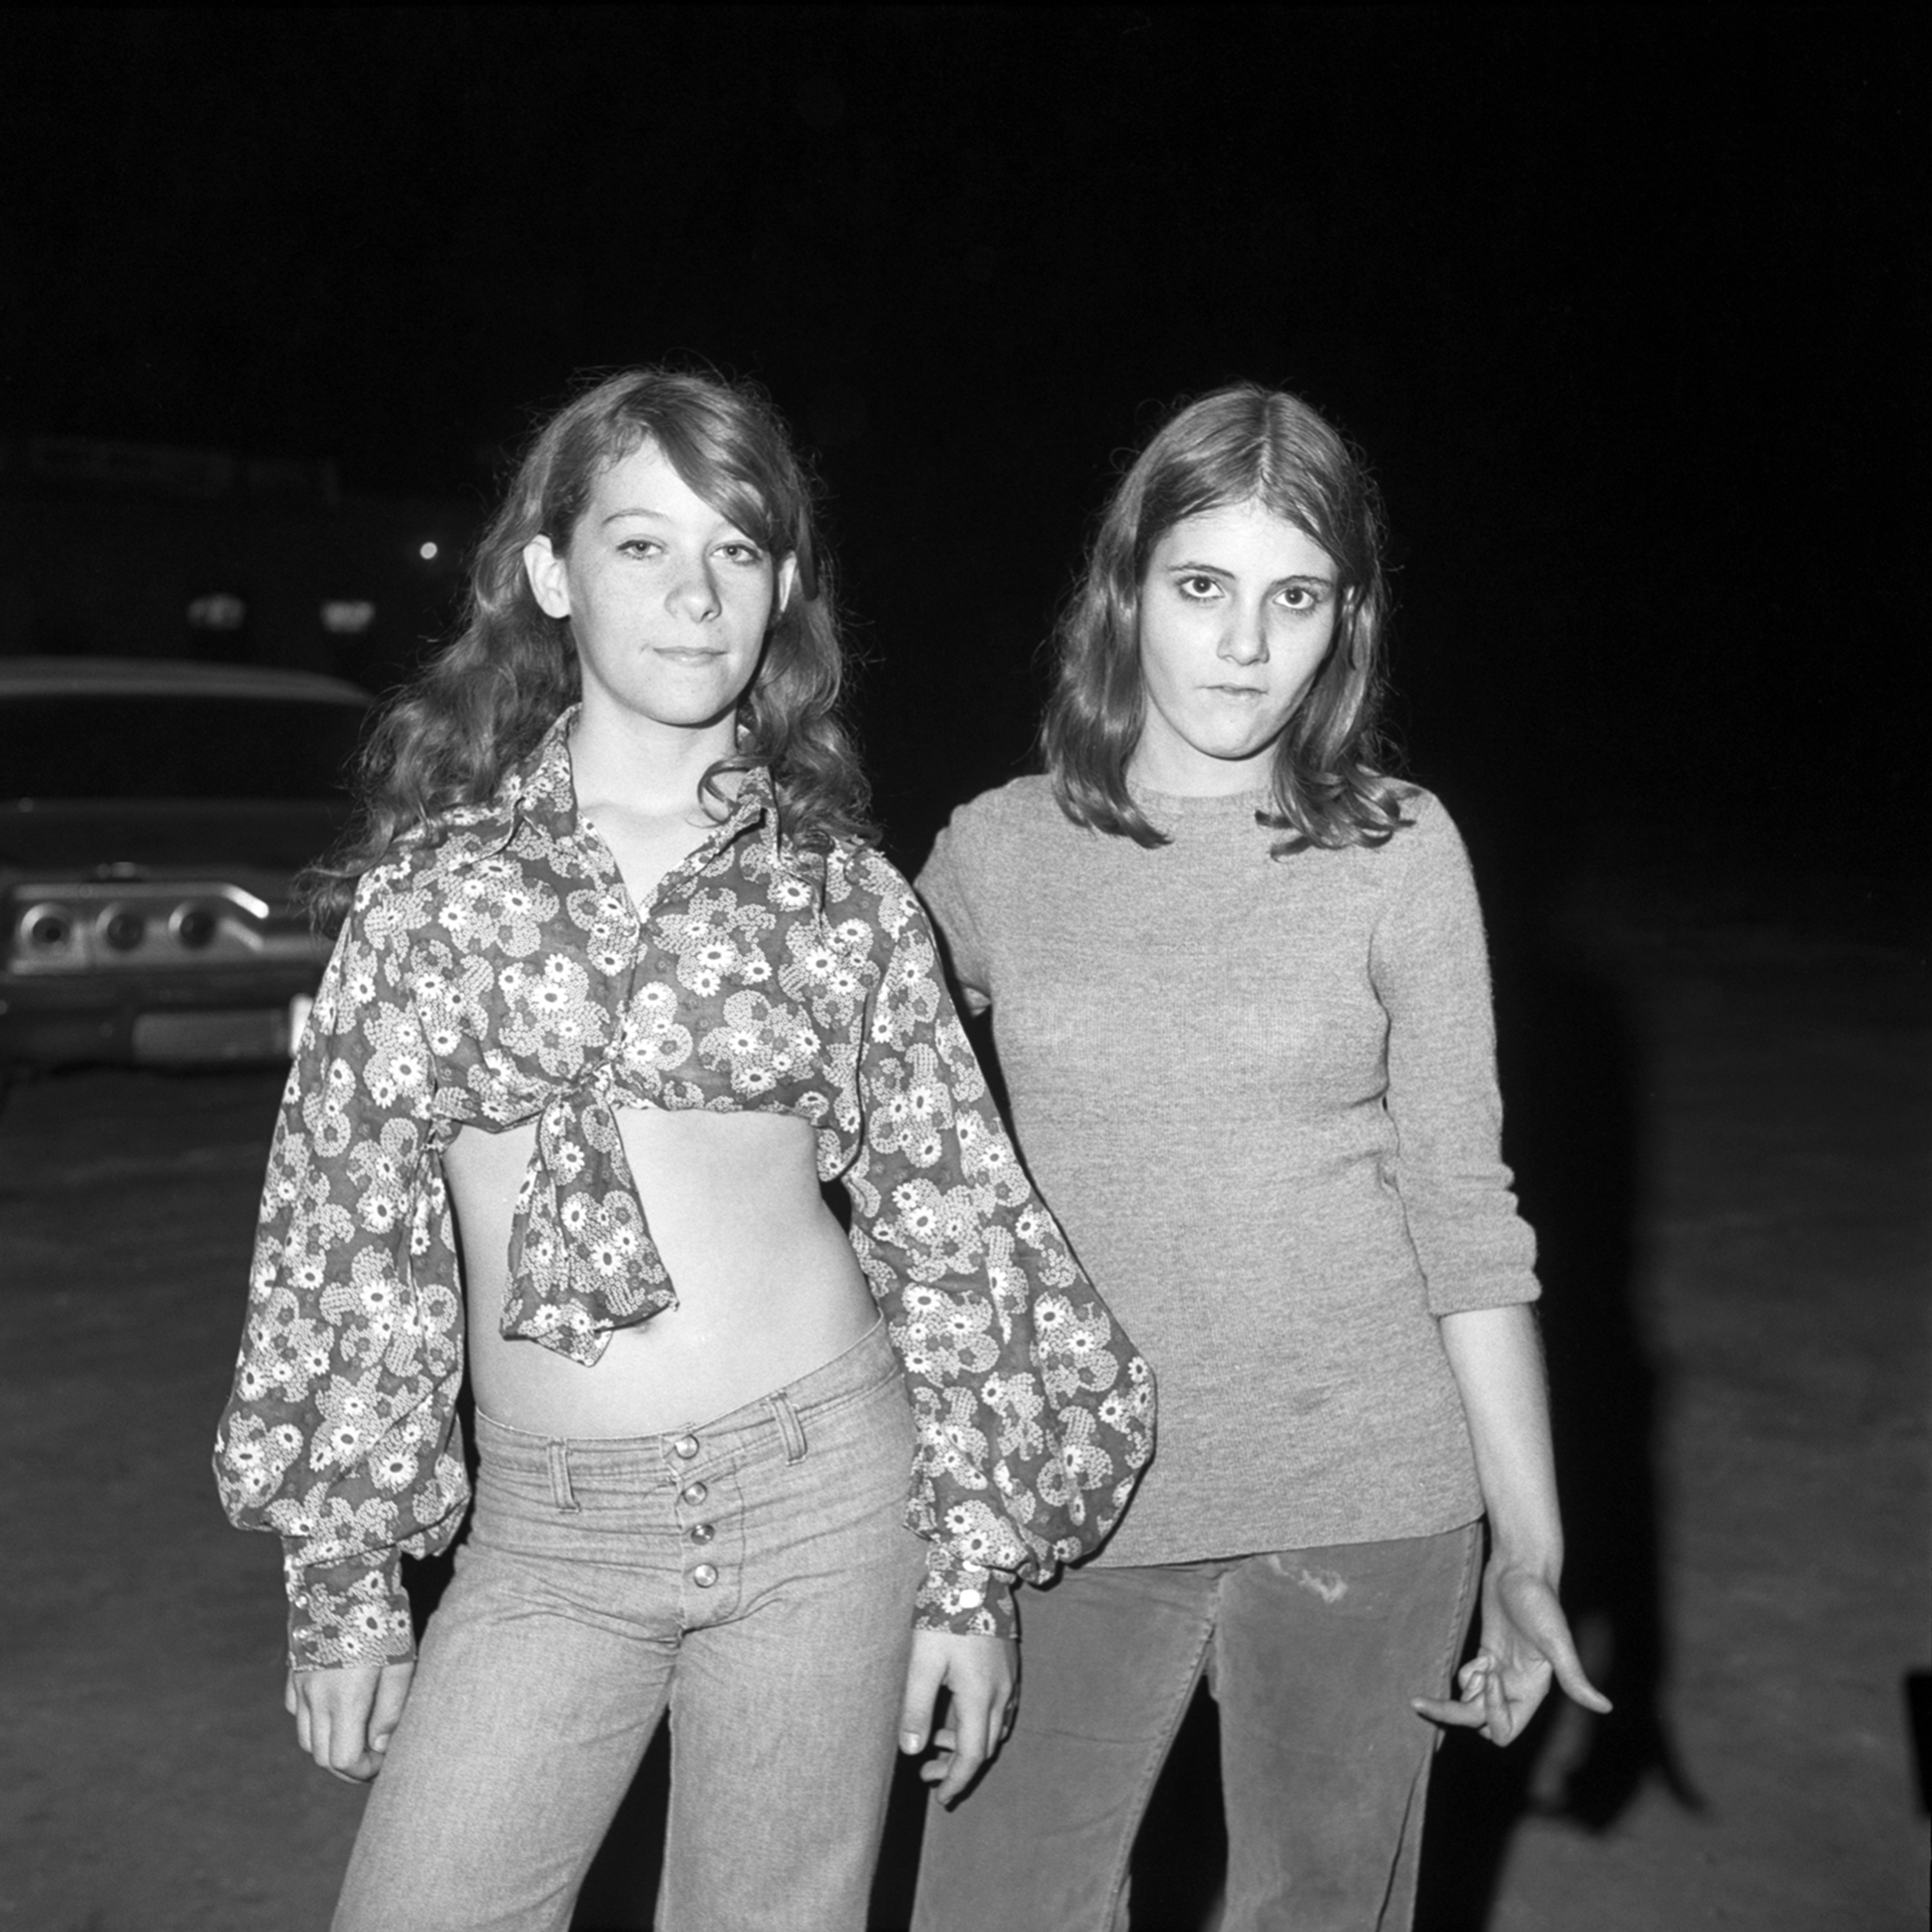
1219, 602, 1269, 666
667, 556, 721, 622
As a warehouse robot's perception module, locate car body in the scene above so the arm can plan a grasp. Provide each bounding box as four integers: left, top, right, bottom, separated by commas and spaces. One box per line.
0, 657, 368, 1070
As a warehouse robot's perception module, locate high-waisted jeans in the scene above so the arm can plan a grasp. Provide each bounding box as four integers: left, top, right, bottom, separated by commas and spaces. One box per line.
911, 1524, 1482, 1932
334, 1318, 927, 1932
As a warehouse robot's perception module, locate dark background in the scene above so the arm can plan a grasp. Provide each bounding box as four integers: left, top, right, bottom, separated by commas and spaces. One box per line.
3, 5, 1919, 876
2, 9, 1923, 1929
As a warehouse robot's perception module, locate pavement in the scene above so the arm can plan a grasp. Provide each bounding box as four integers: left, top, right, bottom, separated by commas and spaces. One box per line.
0, 864, 1924, 1931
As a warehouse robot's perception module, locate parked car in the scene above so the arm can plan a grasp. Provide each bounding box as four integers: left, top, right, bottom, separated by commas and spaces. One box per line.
0, 657, 368, 1071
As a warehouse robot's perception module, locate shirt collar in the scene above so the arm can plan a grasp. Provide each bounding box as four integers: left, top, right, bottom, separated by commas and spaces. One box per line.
477, 705, 780, 863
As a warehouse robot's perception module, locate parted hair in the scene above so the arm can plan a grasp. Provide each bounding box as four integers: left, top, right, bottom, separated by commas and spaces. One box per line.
1043, 382, 1405, 853
308, 368, 870, 922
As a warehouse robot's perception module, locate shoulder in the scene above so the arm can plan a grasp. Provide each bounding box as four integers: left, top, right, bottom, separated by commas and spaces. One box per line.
1359, 786, 1489, 945
1385, 785, 1472, 871
942, 774, 1064, 850
820, 838, 929, 944
924, 774, 1070, 883
348, 801, 513, 926
1337, 784, 1467, 875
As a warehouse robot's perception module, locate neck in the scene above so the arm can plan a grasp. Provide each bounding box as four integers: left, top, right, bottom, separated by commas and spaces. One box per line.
567, 691, 741, 820
1125, 740, 1274, 799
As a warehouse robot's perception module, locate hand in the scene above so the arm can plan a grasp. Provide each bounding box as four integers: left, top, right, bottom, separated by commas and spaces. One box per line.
287, 1659, 417, 1782
1413, 1561, 1609, 1746
898, 1629, 1018, 1804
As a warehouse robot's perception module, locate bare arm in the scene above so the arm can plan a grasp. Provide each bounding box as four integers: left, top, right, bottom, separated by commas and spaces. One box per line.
1413, 1303, 1611, 1744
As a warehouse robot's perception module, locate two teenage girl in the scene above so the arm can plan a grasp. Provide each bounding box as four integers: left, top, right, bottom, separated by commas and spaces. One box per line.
217, 367, 1601, 1932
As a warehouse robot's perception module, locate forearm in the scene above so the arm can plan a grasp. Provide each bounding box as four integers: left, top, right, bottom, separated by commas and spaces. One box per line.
1439, 1302, 1564, 1577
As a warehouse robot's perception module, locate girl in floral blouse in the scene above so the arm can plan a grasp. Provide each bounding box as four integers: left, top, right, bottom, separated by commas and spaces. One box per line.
912, 385, 1608, 1931
214, 368, 1151, 1932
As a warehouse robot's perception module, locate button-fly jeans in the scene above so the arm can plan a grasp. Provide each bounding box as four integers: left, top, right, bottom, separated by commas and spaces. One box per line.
334, 1318, 928, 1932
912, 1524, 1481, 1932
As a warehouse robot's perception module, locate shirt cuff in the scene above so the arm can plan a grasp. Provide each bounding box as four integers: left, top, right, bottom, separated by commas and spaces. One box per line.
914, 1539, 1017, 1640
285, 1545, 418, 1672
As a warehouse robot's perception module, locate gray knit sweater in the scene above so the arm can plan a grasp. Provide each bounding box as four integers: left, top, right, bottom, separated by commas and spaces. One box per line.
915, 777, 1538, 1565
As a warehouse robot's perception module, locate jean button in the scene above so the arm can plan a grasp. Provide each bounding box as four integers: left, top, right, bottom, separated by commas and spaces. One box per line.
672, 1435, 700, 1460
689, 1521, 715, 1544
691, 1562, 718, 1588
680, 1480, 707, 1506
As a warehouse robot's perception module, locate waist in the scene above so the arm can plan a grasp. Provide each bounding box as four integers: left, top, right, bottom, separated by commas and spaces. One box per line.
473, 1315, 901, 1471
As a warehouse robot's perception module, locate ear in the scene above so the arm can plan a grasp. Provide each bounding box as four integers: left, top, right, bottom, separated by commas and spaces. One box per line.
522, 535, 571, 619
774, 552, 799, 616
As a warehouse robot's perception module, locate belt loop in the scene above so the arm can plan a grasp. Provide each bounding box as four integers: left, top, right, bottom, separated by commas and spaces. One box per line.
546, 1441, 580, 1512
769, 1390, 807, 1464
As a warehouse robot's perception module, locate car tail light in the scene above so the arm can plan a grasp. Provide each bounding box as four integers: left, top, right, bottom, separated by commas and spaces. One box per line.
174, 905, 218, 949
7, 881, 323, 973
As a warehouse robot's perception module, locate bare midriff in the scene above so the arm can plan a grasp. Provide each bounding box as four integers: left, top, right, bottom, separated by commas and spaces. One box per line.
446, 1108, 877, 1440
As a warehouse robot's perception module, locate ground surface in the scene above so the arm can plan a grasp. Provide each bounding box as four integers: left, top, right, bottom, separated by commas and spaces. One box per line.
0, 866, 1924, 1931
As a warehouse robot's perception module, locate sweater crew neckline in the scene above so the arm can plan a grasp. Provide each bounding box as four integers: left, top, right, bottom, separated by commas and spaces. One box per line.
1128, 781, 1277, 829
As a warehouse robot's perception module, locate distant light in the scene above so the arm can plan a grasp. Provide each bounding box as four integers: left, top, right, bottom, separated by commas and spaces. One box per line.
419, 541, 439, 560
187, 592, 247, 631
321, 599, 377, 635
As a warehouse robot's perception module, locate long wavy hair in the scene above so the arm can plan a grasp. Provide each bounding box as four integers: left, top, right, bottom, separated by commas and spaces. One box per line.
309, 368, 870, 921
1043, 383, 1405, 854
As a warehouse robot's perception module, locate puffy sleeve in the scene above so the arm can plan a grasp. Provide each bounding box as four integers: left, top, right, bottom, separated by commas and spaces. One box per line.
212, 865, 469, 1670
841, 855, 1155, 1638
1370, 796, 1541, 1315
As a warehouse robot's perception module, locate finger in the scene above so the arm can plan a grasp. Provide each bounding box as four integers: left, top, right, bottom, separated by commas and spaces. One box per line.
368, 1661, 416, 1759
1481, 1664, 1520, 1745
1550, 1648, 1614, 1715
898, 1649, 944, 1756
918, 1725, 959, 1785
1457, 1652, 1494, 1694
931, 1715, 989, 1805
311, 1685, 376, 1782
326, 1701, 375, 1781
1412, 1692, 1488, 1729
284, 1669, 299, 1717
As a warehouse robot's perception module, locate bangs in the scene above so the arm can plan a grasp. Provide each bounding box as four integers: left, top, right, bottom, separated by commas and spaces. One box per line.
651, 419, 788, 552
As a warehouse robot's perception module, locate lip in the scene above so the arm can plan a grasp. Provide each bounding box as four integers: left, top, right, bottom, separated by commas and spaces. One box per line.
652, 646, 728, 664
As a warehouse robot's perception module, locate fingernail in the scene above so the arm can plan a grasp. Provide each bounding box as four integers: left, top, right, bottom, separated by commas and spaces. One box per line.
901, 1731, 922, 1752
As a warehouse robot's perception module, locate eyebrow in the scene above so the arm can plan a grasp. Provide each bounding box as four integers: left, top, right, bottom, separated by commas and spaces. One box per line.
599, 505, 754, 538
1166, 559, 1335, 585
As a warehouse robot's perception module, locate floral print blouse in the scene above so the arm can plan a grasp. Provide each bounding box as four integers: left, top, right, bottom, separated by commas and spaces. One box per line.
214, 711, 1153, 1670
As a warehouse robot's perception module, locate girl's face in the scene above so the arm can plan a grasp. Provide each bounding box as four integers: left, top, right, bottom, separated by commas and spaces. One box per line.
522, 440, 795, 737
1128, 498, 1340, 795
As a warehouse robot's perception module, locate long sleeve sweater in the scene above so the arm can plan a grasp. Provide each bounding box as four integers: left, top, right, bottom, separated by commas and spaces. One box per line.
915, 777, 1537, 1564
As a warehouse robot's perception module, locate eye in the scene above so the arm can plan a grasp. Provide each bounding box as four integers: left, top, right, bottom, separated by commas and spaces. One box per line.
1277, 582, 1328, 611
1175, 573, 1223, 601
716, 540, 767, 566
616, 537, 662, 559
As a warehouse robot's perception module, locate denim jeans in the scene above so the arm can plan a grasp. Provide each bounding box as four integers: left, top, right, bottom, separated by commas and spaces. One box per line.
334, 1318, 927, 1932
912, 1524, 1481, 1932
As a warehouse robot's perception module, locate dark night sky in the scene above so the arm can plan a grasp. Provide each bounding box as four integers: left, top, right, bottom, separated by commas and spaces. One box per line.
2, 6, 1919, 870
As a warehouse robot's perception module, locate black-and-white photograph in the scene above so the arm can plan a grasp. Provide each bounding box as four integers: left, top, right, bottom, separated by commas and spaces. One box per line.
1, 10, 1921, 1929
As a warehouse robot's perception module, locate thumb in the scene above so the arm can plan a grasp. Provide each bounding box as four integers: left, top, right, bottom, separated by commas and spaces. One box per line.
1551, 1646, 1613, 1715
898, 1644, 943, 1755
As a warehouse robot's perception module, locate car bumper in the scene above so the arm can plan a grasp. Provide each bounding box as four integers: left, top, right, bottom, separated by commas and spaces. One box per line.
0, 965, 322, 1069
